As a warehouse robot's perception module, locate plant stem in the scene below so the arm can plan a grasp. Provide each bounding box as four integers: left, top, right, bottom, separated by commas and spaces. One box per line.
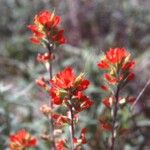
47, 44, 56, 150
69, 105, 75, 150
110, 85, 120, 150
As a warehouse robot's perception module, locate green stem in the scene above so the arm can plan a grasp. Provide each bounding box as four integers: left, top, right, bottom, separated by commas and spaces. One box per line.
47, 43, 56, 150
110, 85, 120, 150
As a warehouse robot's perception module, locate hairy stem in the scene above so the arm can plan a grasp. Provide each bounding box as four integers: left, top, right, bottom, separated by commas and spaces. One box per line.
69, 105, 75, 150
110, 85, 120, 150
47, 44, 56, 150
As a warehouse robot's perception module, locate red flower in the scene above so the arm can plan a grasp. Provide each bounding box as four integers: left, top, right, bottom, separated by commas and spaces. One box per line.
97, 60, 109, 69
126, 97, 136, 104
122, 61, 135, 70
73, 128, 87, 146
56, 139, 66, 150
37, 52, 55, 63
102, 97, 114, 108
126, 72, 135, 81
9, 129, 36, 150
28, 10, 66, 45
49, 67, 93, 114
105, 48, 129, 64
100, 85, 109, 91
51, 67, 89, 90
50, 67, 91, 107
97, 48, 135, 84
35, 77, 47, 88
74, 92, 93, 112
100, 121, 112, 132
103, 73, 119, 84
52, 113, 71, 127
51, 67, 76, 89
80, 128, 87, 144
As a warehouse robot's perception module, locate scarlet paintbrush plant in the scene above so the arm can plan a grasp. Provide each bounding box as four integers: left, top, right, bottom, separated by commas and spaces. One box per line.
27, 10, 66, 149
9, 129, 37, 150
50, 67, 93, 149
97, 48, 135, 150
40, 67, 93, 149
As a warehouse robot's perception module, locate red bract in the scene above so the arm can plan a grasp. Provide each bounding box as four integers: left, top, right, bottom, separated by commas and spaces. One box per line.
9, 129, 36, 150
37, 52, 55, 63
102, 97, 114, 108
28, 10, 66, 45
80, 128, 87, 144
35, 77, 47, 88
52, 113, 71, 127
103, 73, 118, 84
97, 60, 109, 69
100, 121, 112, 132
105, 48, 129, 64
126, 97, 136, 104
56, 139, 66, 150
100, 85, 109, 91
74, 92, 93, 112
51, 67, 89, 90
51, 67, 76, 89
126, 72, 135, 81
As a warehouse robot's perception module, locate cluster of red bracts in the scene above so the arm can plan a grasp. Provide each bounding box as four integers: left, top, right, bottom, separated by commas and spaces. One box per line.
97, 48, 135, 133
97, 48, 135, 85
36, 67, 93, 112
9, 129, 37, 150
27, 10, 66, 45
50, 67, 93, 109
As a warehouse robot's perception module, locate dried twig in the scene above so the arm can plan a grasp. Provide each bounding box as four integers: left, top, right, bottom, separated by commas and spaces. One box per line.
131, 79, 150, 110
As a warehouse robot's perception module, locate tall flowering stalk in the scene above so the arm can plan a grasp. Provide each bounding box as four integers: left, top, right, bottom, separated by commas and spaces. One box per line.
49, 67, 93, 149
97, 48, 135, 150
28, 10, 66, 149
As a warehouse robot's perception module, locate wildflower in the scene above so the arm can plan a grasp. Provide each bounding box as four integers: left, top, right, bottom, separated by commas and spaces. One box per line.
56, 139, 67, 150
9, 129, 36, 150
28, 10, 66, 45
50, 67, 92, 109
97, 48, 135, 84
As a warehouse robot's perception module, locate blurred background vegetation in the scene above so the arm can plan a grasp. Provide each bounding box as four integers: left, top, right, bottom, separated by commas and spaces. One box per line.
0, 0, 150, 149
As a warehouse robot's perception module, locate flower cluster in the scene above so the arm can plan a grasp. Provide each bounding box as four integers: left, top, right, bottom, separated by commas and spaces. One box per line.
9, 129, 36, 150
50, 67, 93, 109
28, 10, 66, 46
97, 48, 135, 85
49, 67, 93, 149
